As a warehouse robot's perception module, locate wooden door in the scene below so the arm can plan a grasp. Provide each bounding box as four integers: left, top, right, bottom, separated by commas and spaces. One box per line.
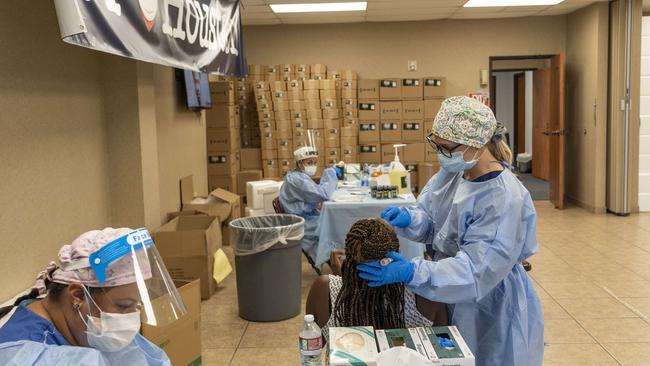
532, 68, 550, 180
514, 73, 526, 156
549, 54, 566, 209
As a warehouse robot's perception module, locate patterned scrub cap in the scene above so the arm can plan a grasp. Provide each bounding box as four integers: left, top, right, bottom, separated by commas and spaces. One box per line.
35, 228, 152, 294
431, 96, 500, 149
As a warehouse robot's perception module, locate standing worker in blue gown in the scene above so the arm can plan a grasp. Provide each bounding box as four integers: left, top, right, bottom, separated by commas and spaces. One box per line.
280, 146, 338, 273
358, 96, 544, 366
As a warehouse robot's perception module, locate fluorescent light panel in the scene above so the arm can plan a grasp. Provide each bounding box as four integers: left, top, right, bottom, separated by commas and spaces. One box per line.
270, 2, 367, 13
464, 0, 564, 7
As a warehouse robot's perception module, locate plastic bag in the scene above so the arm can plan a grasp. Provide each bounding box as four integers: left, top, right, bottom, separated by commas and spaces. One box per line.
229, 214, 304, 256
376, 347, 434, 366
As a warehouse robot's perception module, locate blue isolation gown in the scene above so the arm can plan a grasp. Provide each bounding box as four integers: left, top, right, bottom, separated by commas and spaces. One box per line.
396, 168, 544, 366
0, 302, 170, 366
279, 168, 338, 261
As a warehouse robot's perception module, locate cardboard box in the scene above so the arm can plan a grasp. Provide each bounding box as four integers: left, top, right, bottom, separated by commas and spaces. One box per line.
340, 126, 357, 138
306, 109, 322, 119
240, 148, 262, 170
248, 64, 268, 75
270, 80, 287, 92
424, 99, 443, 119
423, 77, 447, 99
180, 175, 241, 224
141, 279, 202, 366
207, 153, 240, 175
379, 78, 402, 100
278, 64, 292, 74
376, 327, 475, 366
402, 120, 424, 142
424, 118, 435, 134
380, 121, 401, 143
324, 118, 341, 131
254, 81, 270, 91
287, 79, 302, 90
341, 145, 358, 162
311, 64, 327, 75
276, 119, 292, 132
275, 110, 290, 121
258, 110, 274, 121
303, 79, 320, 90
275, 128, 292, 140
273, 99, 289, 111
425, 144, 441, 163
341, 79, 358, 89
304, 99, 320, 110
359, 144, 381, 163
359, 121, 380, 143
289, 100, 306, 111
208, 174, 237, 193
287, 90, 304, 101
380, 101, 402, 121
319, 79, 339, 90
322, 109, 341, 119
341, 88, 356, 100
320, 89, 341, 101
308, 118, 324, 129
255, 99, 272, 112
321, 99, 339, 109
294, 64, 310, 74
342, 117, 359, 129
292, 119, 308, 132
260, 134, 275, 150
210, 81, 235, 105
154, 214, 221, 299
402, 100, 424, 120
342, 98, 357, 108
262, 159, 279, 178
341, 136, 358, 148
327, 70, 342, 80
312, 73, 326, 80
271, 90, 287, 102
206, 106, 238, 128
304, 89, 320, 99
261, 149, 277, 161
342, 109, 358, 119
325, 147, 340, 160
358, 79, 379, 100
259, 119, 275, 132
359, 101, 380, 120
402, 78, 423, 100
405, 142, 426, 162
280, 74, 292, 82
206, 127, 240, 153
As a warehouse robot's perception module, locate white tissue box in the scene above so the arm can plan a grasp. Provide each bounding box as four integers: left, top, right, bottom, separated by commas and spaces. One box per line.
329, 326, 378, 366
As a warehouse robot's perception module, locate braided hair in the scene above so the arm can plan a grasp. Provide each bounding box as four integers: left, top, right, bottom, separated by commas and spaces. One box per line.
332, 218, 406, 329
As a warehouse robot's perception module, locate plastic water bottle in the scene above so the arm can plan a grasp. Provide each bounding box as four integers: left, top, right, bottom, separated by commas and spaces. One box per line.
361, 164, 370, 187
299, 314, 323, 366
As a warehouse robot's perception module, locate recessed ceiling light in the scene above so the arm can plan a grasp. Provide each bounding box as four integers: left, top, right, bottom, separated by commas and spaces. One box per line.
464, 0, 564, 7
270, 2, 368, 13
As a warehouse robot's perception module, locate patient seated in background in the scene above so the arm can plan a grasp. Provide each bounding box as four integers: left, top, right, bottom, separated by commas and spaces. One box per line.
306, 218, 448, 342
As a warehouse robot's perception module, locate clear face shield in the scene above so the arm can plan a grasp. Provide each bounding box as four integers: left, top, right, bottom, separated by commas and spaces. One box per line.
88, 228, 187, 326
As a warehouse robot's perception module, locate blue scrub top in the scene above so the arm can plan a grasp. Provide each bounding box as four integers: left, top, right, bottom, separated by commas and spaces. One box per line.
0, 302, 68, 345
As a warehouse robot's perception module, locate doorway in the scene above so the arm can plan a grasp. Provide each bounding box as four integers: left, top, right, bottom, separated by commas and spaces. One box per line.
489, 55, 566, 208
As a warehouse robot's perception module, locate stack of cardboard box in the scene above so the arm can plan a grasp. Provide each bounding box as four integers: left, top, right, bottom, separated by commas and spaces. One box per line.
206, 81, 241, 193
357, 77, 447, 194
339, 73, 359, 163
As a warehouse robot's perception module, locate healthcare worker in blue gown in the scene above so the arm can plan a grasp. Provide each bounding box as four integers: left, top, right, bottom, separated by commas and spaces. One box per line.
358, 96, 544, 366
280, 146, 338, 272
0, 227, 187, 365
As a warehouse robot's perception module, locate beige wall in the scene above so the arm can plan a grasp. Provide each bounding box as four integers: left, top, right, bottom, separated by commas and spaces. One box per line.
566, 2, 610, 213
153, 66, 208, 226
0, 2, 111, 300
0, 3, 210, 301
243, 16, 567, 96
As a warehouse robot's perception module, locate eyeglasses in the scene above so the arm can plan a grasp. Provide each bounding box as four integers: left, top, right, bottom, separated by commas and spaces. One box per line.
426, 133, 462, 158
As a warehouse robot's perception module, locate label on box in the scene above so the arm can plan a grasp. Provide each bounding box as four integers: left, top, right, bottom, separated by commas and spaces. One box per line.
424, 79, 442, 86
382, 123, 398, 130
360, 103, 376, 111
403, 122, 421, 130
360, 123, 377, 131
403, 79, 421, 86
380, 79, 398, 88
360, 145, 377, 153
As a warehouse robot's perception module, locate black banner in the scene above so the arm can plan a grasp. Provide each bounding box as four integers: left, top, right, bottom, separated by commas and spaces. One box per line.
54, 0, 247, 76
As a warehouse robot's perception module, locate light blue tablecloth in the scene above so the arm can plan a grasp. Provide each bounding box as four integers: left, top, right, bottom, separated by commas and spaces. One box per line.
314, 188, 425, 266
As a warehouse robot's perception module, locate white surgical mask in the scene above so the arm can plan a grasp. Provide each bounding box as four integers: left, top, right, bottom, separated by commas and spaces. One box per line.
304, 165, 318, 176
78, 287, 141, 352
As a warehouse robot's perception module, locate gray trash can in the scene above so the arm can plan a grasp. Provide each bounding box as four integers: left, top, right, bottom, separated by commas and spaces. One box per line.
516, 153, 532, 174
229, 214, 305, 322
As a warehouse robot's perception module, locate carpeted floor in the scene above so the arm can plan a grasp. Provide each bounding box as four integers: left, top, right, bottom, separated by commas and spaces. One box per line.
517, 173, 550, 201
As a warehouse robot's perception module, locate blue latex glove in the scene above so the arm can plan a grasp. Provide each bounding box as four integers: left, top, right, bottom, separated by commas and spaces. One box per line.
357, 252, 415, 287
381, 207, 401, 221
438, 337, 455, 348
389, 208, 411, 228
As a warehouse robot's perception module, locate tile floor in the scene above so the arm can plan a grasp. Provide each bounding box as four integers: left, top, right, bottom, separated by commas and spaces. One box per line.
201, 202, 650, 365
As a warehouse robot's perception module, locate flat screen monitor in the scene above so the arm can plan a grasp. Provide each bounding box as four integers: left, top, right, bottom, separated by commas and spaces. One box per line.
182, 70, 211, 109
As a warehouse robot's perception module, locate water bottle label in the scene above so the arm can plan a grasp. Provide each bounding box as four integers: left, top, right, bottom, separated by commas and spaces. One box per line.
300, 336, 322, 352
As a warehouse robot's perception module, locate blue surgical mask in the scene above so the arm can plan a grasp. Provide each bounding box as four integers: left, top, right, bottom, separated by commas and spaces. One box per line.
438, 149, 479, 173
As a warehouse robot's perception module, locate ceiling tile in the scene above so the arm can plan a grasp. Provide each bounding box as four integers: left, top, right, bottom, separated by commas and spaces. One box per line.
451, 10, 539, 19
368, 0, 465, 8
366, 13, 452, 22
241, 5, 273, 14
366, 8, 457, 16
277, 10, 367, 19
502, 5, 551, 12
280, 16, 366, 24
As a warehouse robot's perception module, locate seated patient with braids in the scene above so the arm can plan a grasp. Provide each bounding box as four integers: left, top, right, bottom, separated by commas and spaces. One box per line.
306, 218, 448, 341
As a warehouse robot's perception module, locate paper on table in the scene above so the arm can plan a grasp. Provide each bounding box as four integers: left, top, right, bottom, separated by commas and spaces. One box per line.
376, 347, 434, 366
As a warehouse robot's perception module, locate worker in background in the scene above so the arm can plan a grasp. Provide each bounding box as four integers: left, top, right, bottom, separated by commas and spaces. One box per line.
0, 228, 182, 365
280, 146, 338, 274
357, 96, 544, 366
